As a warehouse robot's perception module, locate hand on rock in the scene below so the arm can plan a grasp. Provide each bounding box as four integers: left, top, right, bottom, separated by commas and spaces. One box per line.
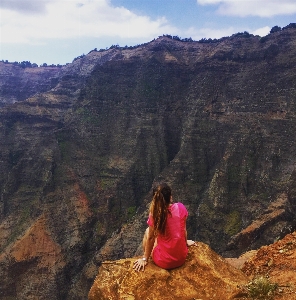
133, 258, 147, 272
187, 240, 197, 247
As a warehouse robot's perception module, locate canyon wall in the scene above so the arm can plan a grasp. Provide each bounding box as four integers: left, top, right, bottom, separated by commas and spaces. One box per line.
1, 26, 296, 299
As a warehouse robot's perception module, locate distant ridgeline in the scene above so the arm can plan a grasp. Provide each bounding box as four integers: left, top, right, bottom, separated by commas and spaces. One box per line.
0, 60, 63, 68
3, 23, 295, 67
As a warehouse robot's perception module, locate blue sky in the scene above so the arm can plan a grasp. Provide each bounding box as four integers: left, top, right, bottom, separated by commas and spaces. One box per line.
0, 0, 296, 66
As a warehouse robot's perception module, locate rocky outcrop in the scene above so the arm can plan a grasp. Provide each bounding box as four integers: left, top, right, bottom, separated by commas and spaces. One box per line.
89, 232, 296, 300
89, 242, 248, 300
242, 231, 296, 298
225, 230, 296, 299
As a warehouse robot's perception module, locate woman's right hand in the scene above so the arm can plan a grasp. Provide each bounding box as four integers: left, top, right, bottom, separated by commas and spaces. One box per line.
133, 258, 147, 272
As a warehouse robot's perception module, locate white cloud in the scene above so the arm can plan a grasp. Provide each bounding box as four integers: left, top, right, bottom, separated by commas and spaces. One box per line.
0, 0, 52, 14
184, 24, 272, 41
197, 0, 296, 17
251, 26, 270, 37
185, 26, 236, 40
0, 0, 176, 44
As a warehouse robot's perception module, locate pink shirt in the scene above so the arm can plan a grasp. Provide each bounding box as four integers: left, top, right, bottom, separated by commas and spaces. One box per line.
147, 202, 188, 269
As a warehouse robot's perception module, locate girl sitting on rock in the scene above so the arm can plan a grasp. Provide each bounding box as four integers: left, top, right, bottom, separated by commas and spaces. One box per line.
133, 183, 196, 271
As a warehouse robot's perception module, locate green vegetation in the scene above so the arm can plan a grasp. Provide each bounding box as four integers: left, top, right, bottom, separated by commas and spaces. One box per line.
94, 222, 104, 240
0, 59, 62, 68
75, 107, 100, 124
0, 200, 36, 252
224, 210, 241, 236
127, 206, 136, 220
98, 176, 116, 191
56, 131, 73, 163
57, 140, 71, 162
247, 276, 278, 300
52, 163, 67, 187
227, 164, 241, 197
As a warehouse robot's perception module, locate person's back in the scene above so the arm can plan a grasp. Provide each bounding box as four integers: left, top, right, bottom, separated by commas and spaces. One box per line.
133, 183, 195, 272
149, 202, 188, 269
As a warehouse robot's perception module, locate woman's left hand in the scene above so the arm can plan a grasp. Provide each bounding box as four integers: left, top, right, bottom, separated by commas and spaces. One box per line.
133, 258, 147, 272
187, 240, 197, 247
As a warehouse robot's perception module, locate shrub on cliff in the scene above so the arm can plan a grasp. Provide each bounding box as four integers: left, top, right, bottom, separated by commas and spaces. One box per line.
270, 26, 281, 34
282, 23, 296, 30
247, 276, 278, 299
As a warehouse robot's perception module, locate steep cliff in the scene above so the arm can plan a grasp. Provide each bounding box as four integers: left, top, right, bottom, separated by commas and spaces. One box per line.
89, 232, 296, 300
89, 243, 248, 300
1, 26, 296, 299
0, 63, 61, 106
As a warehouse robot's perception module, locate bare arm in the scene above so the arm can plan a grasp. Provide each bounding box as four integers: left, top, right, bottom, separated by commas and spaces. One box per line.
133, 226, 155, 272
185, 219, 196, 247
144, 226, 155, 261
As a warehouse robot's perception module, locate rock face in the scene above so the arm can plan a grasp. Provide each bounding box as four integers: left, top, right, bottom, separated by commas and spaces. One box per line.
242, 231, 296, 299
0, 215, 65, 299
0, 62, 61, 106
89, 232, 296, 300
1, 25, 296, 299
89, 242, 248, 300
226, 193, 290, 255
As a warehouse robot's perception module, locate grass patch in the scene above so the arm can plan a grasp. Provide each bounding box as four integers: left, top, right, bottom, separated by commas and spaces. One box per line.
98, 177, 115, 190
224, 210, 241, 236
247, 276, 278, 299
127, 206, 136, 220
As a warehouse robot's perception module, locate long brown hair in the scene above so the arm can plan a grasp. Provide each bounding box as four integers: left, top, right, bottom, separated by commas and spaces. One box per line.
149, 183, 172, 235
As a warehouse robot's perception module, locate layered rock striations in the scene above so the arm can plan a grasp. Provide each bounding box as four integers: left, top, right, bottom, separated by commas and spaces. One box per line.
0, 63, 61, 106
1, 26, 296, 299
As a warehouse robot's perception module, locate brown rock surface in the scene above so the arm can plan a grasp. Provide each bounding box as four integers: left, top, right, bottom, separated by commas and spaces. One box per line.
88, 242, 248, 300
241, 231, 296, 299
8, 214, 64, 268
91, 231, 296, 300
0, 214, 65, 299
